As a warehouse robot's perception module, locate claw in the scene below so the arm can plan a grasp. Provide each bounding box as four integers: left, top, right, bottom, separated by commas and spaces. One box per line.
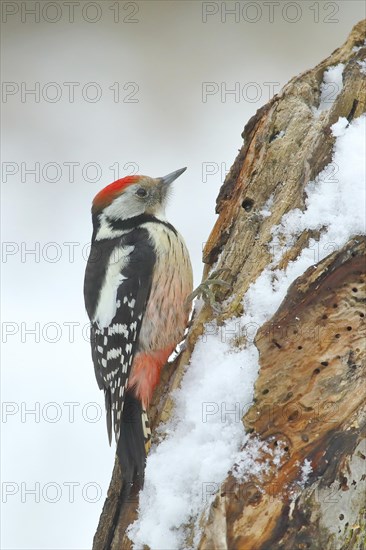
186, 268, 232, 312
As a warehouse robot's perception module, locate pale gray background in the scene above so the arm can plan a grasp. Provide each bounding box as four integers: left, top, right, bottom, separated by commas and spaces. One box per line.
1, 1, 365, 548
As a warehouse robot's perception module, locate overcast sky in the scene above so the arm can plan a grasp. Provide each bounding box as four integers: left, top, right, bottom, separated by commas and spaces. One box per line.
1, 2, 365, 548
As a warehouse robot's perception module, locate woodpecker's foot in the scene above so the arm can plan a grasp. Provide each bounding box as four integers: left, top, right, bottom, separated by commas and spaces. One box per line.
186, 268, 231, 313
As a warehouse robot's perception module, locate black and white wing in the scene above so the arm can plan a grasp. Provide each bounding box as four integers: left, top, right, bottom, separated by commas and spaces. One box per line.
84, 227, 155, 444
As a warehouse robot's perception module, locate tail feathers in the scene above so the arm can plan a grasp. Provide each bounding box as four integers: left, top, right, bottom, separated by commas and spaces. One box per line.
116, 390, 147, 486
104, 389, 112, 446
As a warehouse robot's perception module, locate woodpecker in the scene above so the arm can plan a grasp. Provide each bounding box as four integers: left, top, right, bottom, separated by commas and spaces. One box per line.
84, 168, 193, 486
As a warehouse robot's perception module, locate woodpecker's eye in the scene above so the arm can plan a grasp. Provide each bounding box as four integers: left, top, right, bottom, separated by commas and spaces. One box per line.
136, 187, 148, 198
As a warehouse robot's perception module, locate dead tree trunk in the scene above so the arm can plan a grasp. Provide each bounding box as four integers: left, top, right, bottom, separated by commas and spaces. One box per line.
199, 237, 366, 550
93, 20, 366, 549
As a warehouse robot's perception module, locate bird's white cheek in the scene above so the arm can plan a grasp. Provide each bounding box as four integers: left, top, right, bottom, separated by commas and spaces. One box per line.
104, 194, 144, 220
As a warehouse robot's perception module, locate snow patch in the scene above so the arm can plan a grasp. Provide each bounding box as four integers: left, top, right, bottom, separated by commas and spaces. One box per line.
357, 59, 366, 75
313, 63, 344, 116
289, 458, 313, 507
331, 116, 349, 137
259, 194, 275, 218
299, 459, 313, 489
128, 329, 258, 550
233, 437, 286, 481
271, 114, 365, 261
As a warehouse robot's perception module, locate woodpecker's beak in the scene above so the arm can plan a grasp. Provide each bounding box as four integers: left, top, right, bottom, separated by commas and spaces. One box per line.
159, 167, 187, 186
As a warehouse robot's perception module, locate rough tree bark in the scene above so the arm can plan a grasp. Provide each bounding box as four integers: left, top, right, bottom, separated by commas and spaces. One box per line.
93, 20, 366, 550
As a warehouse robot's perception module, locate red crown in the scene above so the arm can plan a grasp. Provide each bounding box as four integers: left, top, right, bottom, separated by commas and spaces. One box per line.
92, 175, 140, 213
